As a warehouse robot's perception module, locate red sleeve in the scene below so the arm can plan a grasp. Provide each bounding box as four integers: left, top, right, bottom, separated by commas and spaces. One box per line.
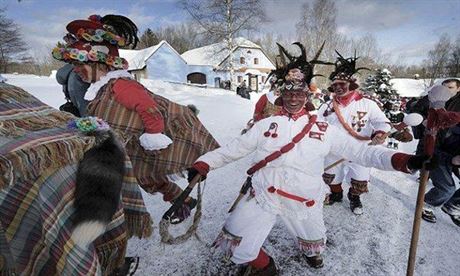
253, 94, 268, 122
112, 79, 164, 133
193, 161, 210, 175
391, 152, 412, 173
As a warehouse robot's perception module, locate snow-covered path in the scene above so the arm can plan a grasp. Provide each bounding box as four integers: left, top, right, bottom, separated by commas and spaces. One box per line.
5, 74, 459, 276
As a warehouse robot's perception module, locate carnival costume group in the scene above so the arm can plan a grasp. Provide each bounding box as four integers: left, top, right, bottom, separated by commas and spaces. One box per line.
0, 13, 443, 276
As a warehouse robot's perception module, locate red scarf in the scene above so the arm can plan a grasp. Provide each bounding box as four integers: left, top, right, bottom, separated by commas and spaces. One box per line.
334, 91, 363, 107
332, 92, 371, 141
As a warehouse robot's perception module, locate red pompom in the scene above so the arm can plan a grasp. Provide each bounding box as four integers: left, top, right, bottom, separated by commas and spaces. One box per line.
305, 200, 315, 207
271, 133, 278, 138
88, 14, 102, 22
264, 131, 270, 137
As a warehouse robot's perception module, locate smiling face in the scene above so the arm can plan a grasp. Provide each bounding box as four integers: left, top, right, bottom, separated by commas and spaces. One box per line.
331, 80, 350, 96
282, 90, 307, 114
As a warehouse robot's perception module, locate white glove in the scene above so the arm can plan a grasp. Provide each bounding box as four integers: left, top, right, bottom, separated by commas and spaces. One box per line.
139, 133, 172, 151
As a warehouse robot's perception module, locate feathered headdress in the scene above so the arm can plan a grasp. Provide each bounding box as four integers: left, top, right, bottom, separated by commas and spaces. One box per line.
328, 50, 369, 90
52, 14, 139, 70
268, 41, 329, 92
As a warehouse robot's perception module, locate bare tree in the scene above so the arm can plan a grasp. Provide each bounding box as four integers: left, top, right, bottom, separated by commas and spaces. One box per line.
154, 22, 209, 54
0, 7, 27, 73
181, 0, 267, 89
296, 0, 342, 59
447, 35, 460, 77
423, 33, 452, 86
295, 0, 350, 86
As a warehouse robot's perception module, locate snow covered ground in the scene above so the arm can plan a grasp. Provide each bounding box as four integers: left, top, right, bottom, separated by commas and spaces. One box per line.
4, 74, 459, 276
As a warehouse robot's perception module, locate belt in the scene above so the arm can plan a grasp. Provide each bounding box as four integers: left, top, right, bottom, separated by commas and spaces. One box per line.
267, 186, 315, 207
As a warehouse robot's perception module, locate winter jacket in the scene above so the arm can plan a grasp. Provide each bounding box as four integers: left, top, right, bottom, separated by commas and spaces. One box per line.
409, 95, 429, 139
196, 109, 401, 219
56, 64, 90, 116
439, 92, 460, 155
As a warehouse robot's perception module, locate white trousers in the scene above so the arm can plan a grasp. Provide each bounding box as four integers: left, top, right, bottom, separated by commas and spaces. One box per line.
325, 155, 371, 184
218, 196, 326, 264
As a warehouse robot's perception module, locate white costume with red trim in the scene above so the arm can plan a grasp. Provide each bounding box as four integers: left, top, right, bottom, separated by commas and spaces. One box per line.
318, 91, 391, 187
196, 109, 396, 263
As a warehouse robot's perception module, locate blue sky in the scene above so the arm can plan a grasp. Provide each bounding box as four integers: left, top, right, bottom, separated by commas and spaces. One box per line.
3, 0, 460, 65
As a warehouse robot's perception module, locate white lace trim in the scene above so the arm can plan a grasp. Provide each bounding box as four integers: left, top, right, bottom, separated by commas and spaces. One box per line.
266, 90, 279, 105
84, 70, 133, 101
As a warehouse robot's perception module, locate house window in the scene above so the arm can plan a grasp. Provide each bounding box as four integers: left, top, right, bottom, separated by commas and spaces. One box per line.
237, 76, 243, 83
254, 58, 259, 65
247, 50, 252, 54
240, 57, 245, 64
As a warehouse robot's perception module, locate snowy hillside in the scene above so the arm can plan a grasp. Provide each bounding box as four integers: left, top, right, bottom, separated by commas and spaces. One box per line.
4, 74, 459, 276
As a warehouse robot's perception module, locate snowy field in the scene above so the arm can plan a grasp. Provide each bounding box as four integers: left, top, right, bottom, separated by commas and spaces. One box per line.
4, 74, 459, 276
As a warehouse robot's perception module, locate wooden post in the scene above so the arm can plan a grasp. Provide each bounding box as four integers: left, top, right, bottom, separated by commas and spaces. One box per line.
406, 165, 430, 276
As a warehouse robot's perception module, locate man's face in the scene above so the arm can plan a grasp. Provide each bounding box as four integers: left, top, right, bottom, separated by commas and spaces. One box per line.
282, 90, 307, 114
73, 64, 94, 83
442, 81, 460, 96
332, 80, 350, 96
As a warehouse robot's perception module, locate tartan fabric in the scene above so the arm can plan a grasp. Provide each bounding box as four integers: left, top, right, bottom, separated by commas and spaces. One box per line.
0, 83, 152, 275
87, 78, 219, 201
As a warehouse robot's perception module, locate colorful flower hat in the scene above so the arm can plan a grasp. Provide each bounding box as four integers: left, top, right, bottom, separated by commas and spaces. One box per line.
52, 14, 139, 70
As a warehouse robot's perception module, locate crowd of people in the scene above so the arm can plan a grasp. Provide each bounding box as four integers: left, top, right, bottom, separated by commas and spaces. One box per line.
1, 12, 458, 276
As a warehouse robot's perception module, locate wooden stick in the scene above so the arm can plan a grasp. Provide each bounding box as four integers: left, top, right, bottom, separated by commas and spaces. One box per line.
324, 158, 345, 171
228, 177, 252, 213
406, 165, 430, 276
162, 174, 201, 221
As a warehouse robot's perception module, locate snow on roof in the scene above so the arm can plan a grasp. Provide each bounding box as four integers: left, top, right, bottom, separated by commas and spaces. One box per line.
391, 77, 460, 98
181, 37, 262, 66
119, 40, 185, 71
391, 78, 427, 98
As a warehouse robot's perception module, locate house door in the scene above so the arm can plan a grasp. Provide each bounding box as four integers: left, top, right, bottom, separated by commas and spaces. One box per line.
187, 72, 207, 84
214, 77, 221, 88
249, 75, 258, 91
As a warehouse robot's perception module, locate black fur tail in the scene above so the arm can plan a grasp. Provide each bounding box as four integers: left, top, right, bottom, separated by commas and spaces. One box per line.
71, 131, 125, 247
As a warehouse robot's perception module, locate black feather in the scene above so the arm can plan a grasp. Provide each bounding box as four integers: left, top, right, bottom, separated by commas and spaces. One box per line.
101, 15, 139, 49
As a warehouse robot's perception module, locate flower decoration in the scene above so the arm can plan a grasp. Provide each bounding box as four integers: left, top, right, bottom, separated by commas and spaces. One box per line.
68, 117, 110, 133
75, 27, 126, 46
52, 44, 128, 69
285, 68, 305, 84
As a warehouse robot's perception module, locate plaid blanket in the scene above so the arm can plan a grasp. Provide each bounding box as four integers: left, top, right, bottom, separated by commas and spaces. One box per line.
88, 79, 219, 201
0, 83, 152, 275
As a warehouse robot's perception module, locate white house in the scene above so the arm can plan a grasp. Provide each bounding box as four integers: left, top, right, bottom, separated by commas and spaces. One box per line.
119, 40, 188, 83
181, 37, 275, 91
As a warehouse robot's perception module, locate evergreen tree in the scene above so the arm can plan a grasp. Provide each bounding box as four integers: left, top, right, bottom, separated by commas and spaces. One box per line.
137, 28, 159, 49
363, 68, 398, 102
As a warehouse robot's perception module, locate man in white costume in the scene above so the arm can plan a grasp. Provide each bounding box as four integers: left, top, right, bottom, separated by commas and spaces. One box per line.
187, 45, 432, 274
318, 53, 391, 215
